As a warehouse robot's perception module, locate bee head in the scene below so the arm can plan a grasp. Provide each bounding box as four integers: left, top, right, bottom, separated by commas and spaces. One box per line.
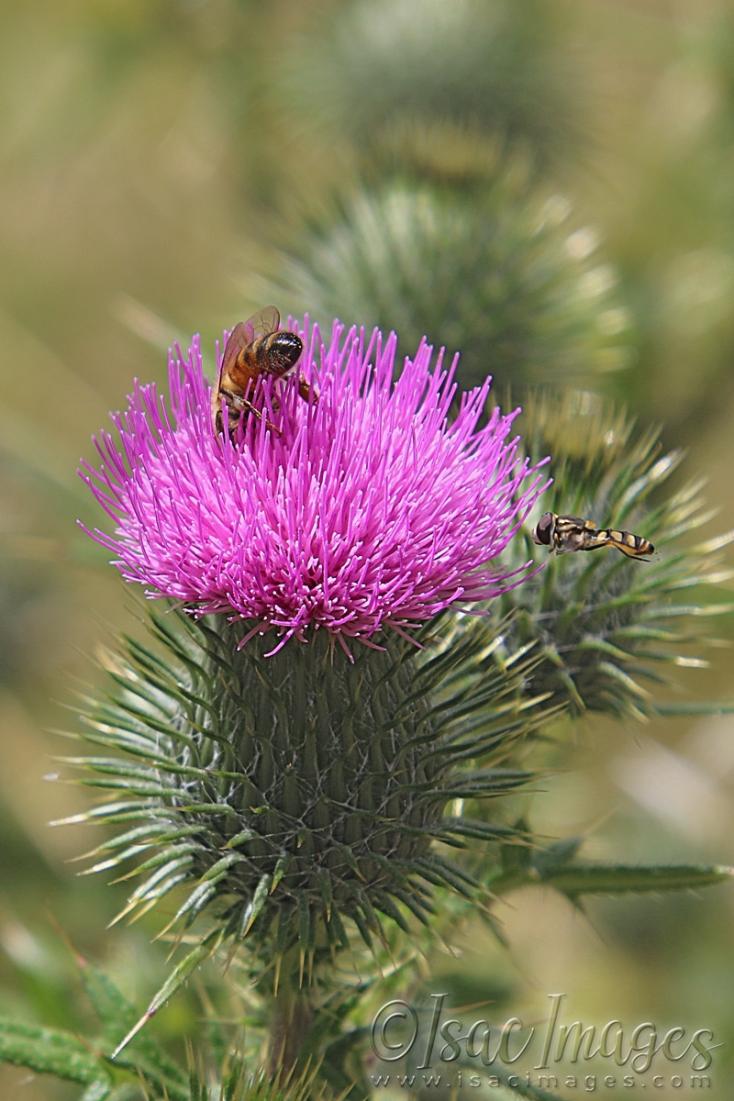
268, 331, 303, 377
532, 512, 556, 547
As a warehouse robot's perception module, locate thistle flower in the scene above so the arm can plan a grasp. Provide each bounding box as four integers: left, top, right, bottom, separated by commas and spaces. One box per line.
69, 318, 554, 1065
80, 319, 549, 652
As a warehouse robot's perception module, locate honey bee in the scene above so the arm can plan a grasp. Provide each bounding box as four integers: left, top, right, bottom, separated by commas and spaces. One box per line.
211, 306, 316, 436
532, 512, 655, 560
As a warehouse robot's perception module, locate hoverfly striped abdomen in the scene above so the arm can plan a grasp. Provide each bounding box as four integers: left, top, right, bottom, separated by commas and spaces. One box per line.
598, 528, 655, 559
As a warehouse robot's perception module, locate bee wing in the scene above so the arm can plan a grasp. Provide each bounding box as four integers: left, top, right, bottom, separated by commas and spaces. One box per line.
243, 305, 281, 339
219, 321, 251, 385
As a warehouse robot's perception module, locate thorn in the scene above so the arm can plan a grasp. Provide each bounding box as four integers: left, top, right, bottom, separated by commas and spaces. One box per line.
164, 923, 188, 963
152, 908, 183, 943
222, 939, 239, 975
107, 898, 140, 928
49, 813, 87, 827
110, 1008, 155, 1061
129, 897, 161, 926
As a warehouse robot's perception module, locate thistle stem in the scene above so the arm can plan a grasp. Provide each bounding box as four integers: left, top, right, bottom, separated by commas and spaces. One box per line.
267, 981, 315, 1082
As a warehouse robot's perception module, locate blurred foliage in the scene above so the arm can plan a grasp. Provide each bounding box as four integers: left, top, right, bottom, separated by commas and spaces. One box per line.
0, 936, 329, 1101
268, 176, 629, 392
3, 0, 734, 1097
279, 0, 583, 173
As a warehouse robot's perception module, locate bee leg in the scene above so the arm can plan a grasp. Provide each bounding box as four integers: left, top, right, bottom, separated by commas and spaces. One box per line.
297, 377, 318, 404
242, 399, 282, 435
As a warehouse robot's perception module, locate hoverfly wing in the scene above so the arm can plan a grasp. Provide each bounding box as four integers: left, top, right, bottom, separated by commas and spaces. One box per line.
243, 305, 281, 341
561, 515, 596, 529
613, 540, 644, 559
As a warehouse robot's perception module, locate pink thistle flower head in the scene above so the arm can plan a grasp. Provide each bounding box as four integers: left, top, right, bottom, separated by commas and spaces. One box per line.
80, 317, 549, 653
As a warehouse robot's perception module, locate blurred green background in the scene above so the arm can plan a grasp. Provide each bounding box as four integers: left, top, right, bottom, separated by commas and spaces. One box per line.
1, 1, 733, 1098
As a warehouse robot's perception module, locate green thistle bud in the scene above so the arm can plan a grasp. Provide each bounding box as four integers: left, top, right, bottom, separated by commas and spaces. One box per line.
62, 610, 553, 1071
484, 391, 734, 719
86, 619, 444, 952
280, 0, 580, 171
269, 179, 629, 392
70, 613, 545, 957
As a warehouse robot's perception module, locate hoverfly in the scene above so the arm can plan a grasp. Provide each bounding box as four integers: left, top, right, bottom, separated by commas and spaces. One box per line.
532, 512, 655, 560
211, 306, 317, 436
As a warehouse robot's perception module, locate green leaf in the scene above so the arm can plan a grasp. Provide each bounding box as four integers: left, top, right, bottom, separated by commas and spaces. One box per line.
532, 837, 584, 877
80, 1082, 113, 1101
0, 1018, 108, 1086
541, 863, 734, 897
77, 955, 188, 1095
653, 701, 734, 717
106, 1085, 150, 1101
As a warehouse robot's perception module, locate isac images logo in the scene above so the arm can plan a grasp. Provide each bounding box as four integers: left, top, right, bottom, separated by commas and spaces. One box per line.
369, 993, 720, 1093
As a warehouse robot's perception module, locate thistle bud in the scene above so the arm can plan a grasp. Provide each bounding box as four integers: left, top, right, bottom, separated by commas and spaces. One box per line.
484, 391, 733, 719
269, 180, 629, 394
279, 0, 579, 171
